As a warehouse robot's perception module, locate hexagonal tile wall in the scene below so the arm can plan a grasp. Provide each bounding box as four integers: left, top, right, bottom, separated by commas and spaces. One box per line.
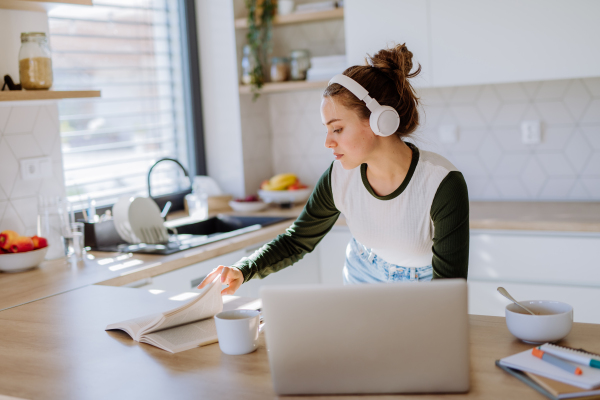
0, 105, 67, 233
261, 77, 600, 200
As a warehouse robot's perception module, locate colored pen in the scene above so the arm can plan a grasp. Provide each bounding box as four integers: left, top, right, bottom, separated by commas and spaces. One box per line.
532, 348, 583, 375
540, 344, 600, 370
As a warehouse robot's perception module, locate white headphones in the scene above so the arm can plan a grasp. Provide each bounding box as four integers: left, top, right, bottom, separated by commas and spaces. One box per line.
328, 74, 400, 137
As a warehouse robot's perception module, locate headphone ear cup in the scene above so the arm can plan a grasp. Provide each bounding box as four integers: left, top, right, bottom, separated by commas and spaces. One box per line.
370, 106, 400, 136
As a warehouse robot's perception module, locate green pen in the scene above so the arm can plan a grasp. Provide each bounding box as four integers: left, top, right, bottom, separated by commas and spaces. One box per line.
540, 344, 600, 370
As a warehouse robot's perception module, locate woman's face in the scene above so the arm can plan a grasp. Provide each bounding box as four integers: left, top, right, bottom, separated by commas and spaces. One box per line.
321, 96, 376, 170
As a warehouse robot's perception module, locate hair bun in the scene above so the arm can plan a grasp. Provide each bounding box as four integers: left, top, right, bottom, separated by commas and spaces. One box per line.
366, 43, 418, 79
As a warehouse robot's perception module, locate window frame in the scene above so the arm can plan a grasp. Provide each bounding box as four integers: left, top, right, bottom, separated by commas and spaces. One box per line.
66, 0, 206, 220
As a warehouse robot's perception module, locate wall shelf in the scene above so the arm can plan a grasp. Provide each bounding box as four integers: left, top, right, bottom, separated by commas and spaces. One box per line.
234, 7, 343, 29
0, 0, 92, 12
239, 80, 328, 95
0, 90, 100, 102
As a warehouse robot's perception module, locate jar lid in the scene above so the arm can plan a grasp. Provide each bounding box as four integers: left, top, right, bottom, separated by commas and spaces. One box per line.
290, 49, 310, 57
21, 32, 47, 38
271, 57, 290, 63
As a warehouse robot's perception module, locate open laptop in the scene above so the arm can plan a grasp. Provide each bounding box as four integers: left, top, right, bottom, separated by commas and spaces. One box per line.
260, 279, 470, 395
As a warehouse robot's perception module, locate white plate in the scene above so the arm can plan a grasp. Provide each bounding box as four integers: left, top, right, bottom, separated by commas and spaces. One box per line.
258, 188, 311, 204
228, 200, 268, 212
112, 196, 140, 244
0, 247, 48, 273
128, 197, 168, 244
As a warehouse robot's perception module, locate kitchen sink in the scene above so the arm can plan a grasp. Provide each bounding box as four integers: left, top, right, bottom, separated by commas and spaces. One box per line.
94, 215, 293, 255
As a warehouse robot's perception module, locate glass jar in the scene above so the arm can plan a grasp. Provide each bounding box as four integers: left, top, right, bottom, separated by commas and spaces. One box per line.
19, 32, 53, 90
241, 45, 256, 85
270, 57, 289, 82
290, 49, 310, 81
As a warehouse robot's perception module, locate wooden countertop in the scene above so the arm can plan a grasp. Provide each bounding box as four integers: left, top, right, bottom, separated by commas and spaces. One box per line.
469, 202, 600, 232
0, 284, 599, 399
0, 201, 597, 312
0, 216, 295, 311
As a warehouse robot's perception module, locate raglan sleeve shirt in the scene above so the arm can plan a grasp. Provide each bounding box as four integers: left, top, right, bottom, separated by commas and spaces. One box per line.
232, 163, 469, 283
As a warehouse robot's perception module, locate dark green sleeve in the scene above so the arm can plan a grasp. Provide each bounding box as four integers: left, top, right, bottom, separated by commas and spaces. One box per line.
232, 163, 340, 283
430, 171, 469, 280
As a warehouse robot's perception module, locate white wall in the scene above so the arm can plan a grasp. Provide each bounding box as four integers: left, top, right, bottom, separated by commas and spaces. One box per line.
195, 0, 246, 198
0, 9, 66, 234
0, 9, 49, 80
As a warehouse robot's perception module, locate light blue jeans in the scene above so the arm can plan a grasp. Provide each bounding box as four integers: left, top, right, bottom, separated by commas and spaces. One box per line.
343, 237, 433, 284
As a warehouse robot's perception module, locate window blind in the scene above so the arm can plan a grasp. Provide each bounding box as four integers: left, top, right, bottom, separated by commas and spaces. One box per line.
48, 0, 192, 209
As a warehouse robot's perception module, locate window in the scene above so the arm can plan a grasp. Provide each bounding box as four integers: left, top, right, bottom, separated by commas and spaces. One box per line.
48, 0, 196, 209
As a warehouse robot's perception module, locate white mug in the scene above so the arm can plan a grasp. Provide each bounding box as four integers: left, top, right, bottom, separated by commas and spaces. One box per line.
214, 309, 263, 355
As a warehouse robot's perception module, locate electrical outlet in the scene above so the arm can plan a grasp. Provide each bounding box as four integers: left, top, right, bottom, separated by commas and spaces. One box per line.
438, 125, 459, 144
20, 157, 53, 180
521, 120, 542, 144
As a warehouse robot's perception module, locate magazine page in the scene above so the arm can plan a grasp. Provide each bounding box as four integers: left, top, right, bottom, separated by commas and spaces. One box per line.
105, 312, 163, 341
105, 274, 222, 339
143, 274, 223, 335
140, 318, 219, 353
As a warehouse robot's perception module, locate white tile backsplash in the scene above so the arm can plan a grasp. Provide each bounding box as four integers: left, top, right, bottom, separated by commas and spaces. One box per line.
563, 80, 592, 120
256, 77, 600, 200
3, 106, 39, 135
0, 107, 10, 133
0, 103, 67, 233
582, 99, 600, 124
581, 126, 600, 150
582, 77, 600, 97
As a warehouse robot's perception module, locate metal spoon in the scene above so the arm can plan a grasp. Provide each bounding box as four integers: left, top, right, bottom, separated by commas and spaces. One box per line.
497, 287, 536, 315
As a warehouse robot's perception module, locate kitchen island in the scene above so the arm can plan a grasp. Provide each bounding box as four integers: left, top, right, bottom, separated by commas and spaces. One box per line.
1, 201, 599, 312
0, 283, 599, 399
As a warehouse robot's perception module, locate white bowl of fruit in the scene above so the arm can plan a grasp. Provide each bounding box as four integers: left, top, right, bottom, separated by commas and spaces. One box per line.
229, 195, 268, 212
258, 173, 311, 205
0, 230, 49, 273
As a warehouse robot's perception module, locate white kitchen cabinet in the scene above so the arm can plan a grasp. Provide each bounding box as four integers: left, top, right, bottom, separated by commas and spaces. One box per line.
345, 0, 600, 88
468, 230, 600, 323
429, 0, 600, 87
139, 249, 246, 293
469, 280, 600, 324
344, 0, 432, 87
469, 230, 600, 286
235, 246, 322, 298
138, 240, 322, 299
318, 225, 352, 285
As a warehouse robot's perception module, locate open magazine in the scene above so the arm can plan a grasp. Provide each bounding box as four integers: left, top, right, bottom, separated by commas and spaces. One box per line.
106, 275, 223, 353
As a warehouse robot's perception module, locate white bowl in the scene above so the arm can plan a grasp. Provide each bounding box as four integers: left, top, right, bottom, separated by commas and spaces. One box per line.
228, 200, 268, 212
0, 247, 49, 273
258, 188, 311, 204
505, 300, 573, 344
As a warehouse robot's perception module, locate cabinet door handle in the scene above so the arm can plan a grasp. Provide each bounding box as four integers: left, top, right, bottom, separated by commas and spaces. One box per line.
123, 277, 153, 288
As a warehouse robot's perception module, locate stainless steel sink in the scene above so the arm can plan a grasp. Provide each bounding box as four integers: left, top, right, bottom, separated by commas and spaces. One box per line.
97, 215, 293, 255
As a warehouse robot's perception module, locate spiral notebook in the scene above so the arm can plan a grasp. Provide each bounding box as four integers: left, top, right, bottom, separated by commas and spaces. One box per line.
499, 347, 600, 390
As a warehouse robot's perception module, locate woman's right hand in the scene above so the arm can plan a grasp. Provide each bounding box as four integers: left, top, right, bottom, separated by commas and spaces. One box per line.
197, 265, 244, 295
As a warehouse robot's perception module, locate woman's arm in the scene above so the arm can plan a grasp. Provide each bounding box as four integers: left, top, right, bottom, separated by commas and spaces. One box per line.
430, 171, 470, 279
232, 163, 341, 283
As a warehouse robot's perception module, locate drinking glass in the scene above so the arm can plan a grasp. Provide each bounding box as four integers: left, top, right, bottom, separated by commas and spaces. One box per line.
185, 193, 208, 220
37, 196, 69, 260
64, 222, 85, 261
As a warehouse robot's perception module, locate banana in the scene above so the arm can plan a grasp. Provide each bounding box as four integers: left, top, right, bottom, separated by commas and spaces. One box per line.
268, 173, 297, 190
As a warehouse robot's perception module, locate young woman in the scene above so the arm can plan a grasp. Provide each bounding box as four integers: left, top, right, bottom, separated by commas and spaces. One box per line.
199, 43, 469, 295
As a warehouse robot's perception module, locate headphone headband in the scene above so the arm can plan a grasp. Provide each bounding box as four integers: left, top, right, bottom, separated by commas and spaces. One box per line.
327, 74, 400, 137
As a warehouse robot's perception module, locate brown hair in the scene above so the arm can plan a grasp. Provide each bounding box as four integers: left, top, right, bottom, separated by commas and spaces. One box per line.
323, 43, 421, 138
